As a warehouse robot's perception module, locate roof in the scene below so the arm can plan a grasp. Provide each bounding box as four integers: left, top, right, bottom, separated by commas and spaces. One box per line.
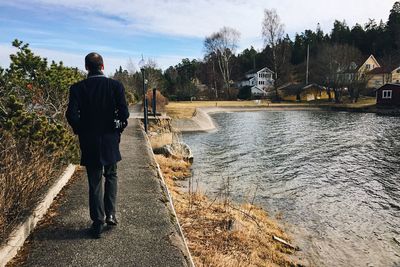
367, 66, 393, 75
277, 83, 305, 96
337, 55, 384, 74
376, 83, 400, 91
245, 67, 274, 75
251, 86, 268, 95
356, 54, 381, 71
257, 67, 274, 74
303, 83, 325, 90
278, 83, 328, 96
391, 66, 400, 72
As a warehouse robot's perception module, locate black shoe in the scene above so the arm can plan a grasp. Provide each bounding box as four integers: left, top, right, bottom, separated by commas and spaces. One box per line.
106, 215, 118, 226
91, 222, 104, 238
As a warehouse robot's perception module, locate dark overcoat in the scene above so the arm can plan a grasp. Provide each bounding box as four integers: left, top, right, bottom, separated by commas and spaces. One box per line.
66, 73, 129, 167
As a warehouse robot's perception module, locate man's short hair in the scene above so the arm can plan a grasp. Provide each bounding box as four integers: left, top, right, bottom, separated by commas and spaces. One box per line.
85, 52, 104, 71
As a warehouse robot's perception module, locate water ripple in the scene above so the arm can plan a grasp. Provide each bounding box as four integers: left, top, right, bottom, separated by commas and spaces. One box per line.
183, 110, 400, 266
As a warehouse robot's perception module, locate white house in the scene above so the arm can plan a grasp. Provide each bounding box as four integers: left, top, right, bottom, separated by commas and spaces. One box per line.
238, 67, 274, 96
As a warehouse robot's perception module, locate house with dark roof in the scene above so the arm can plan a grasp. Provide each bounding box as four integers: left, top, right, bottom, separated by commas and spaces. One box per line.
366, 66, 393, 89
376, 83, 400, 107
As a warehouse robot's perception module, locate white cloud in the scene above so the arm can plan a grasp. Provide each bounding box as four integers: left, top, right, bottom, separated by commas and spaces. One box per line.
2, 0, 396, 70
28, 0, 395, 50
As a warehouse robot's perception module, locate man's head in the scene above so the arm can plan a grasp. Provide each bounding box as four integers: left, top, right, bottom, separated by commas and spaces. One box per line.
85, 52, 104, 72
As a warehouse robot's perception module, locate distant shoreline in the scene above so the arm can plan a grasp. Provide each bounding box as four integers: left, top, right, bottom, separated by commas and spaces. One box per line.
171, 104, 378, 132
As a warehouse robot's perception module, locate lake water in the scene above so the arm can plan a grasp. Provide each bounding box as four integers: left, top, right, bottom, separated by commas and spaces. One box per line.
182, 111, 400, 266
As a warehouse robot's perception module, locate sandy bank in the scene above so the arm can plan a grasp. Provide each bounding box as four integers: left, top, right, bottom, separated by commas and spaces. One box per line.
171, 107, 217, 132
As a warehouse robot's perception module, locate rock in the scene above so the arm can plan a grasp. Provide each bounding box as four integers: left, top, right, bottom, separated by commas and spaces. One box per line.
153, 142, 193, 162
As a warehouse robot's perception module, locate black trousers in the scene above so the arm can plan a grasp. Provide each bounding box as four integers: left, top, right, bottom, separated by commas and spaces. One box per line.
86, 164, 118, 224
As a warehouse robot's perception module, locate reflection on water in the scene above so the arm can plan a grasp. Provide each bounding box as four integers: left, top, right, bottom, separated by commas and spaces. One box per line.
183, 111, 400, 266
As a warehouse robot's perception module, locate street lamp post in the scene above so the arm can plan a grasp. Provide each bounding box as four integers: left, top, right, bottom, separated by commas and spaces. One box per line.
138, 56, 148, 133
152, 88, 156, 117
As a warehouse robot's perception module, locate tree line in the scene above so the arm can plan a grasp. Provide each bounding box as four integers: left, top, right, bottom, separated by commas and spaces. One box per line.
113, 1, 400, 101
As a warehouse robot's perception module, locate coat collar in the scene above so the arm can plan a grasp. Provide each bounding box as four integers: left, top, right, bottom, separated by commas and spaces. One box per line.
87, 70, 105, 78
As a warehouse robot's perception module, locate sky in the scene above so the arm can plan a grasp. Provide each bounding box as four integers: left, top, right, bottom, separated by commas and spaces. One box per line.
0, 0, 396, 74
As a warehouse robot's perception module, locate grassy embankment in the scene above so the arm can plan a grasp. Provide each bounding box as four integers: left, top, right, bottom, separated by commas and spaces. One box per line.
155, 155, 298, 266
165, 97, 376, 119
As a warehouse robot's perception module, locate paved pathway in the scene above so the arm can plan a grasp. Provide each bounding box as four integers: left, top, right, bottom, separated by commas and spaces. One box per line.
21, 118, 191, 267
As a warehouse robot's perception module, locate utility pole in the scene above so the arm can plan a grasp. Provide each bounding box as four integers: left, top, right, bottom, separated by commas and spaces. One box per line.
212, 59, 218, 99
306, 44, 310, 85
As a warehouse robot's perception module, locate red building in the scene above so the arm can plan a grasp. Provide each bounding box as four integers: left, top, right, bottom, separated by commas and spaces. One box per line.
376, 84, 400, 107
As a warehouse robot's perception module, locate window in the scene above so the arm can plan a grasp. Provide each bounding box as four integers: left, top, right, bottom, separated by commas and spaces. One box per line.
397, 80, 400, 83
397, 69, 400, 73
382, 90, 392, 99
366, 64, 371, 70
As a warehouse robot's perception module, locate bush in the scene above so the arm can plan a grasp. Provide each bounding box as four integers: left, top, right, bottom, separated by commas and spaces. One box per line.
125, 91, 136, 105
145, 89, 168, 112
1, 40, 84, 120
237, 86, 252, 100
0, 130, 61, 241
0, 40, 82, 242
1, 95, 79, 162
0, 95, 80, 242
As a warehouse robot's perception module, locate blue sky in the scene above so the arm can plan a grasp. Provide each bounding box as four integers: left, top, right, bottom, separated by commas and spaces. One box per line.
0, 0, 395, 74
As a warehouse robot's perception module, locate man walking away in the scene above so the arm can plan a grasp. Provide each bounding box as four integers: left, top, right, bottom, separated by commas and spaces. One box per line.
66, 52, 129, 238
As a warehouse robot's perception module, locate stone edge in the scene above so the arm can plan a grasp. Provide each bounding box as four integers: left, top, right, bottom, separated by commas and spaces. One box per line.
139, 120, 195, 267
0, 164, 76, 267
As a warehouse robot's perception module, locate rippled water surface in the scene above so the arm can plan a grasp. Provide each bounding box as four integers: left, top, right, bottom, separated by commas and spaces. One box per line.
182, 111, 400, 266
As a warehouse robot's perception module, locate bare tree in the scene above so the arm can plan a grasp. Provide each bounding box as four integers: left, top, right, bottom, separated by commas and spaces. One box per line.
143, 58, 164, 92
315, 44, 363, 102
262, 9, 284, 81
204, 26, 240, 99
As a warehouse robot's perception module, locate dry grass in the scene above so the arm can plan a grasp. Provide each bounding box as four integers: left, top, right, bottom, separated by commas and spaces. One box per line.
0, 130, 63, 244
155, 155, 298, 267
309, 96, 376, 107
146, 89, 169, 112
333, 96, 376, 107
165, 98, 377, 118
165, 101, 272, 119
